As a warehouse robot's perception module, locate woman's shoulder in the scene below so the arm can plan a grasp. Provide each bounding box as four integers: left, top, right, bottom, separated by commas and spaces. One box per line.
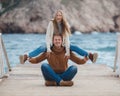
49, 19, 54, 22
50, 19, 54, 21
48, 19, 54, 25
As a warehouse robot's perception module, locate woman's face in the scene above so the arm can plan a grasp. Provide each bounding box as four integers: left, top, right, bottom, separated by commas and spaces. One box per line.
55, 11, 63, 22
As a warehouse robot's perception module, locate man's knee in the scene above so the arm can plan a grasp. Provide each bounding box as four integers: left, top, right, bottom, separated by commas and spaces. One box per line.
41, 63, 49, 71
70, 65, 78, 74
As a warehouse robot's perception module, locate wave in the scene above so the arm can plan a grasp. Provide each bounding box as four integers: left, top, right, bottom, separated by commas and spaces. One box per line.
96, 46, 115, 52
74, 31, 82, 35
91, 31, 99, 34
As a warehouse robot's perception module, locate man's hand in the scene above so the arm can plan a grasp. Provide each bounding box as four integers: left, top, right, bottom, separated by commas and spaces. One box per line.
28, 58, 36, 63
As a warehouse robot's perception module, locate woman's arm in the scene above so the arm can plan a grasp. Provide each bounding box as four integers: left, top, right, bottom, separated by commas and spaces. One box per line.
46, 21, 54, 52
64, 22, 71, 56
64, 33, 70, 56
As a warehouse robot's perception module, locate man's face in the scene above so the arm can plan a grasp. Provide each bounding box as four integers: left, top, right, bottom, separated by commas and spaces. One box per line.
53, 35, 62, 47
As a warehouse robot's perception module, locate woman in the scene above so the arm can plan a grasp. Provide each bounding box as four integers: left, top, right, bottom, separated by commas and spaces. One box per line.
20, 10, 98, 64
46, 10, 71, 58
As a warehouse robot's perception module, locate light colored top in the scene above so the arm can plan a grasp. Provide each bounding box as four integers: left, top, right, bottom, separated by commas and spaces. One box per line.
57, 22, 62, 34
46, 21, 70, 56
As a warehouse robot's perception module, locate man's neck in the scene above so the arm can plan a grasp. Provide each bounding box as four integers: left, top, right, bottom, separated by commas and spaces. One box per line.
52, 45, 64, 53
54, 46, 62, 49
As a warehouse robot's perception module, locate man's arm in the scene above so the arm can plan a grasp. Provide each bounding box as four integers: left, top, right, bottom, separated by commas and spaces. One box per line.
70, 52, 88, 65
29, 53, 46, 64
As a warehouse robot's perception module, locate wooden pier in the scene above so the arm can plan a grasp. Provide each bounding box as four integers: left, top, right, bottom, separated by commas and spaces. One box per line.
0, 33, 120, 96
0, 63, 120, 96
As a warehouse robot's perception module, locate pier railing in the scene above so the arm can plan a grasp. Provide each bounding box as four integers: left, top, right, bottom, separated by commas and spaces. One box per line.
113, 34, 120, 77
0, 33, 11, 79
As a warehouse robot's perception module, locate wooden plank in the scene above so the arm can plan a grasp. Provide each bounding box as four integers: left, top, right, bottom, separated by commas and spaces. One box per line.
0, 63, 120, 96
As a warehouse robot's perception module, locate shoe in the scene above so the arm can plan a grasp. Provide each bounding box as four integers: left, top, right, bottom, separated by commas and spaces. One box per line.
19, 54, 28, 64
59, 80, 73, 86
89, 53, 98, 63
45, 81, 57, 86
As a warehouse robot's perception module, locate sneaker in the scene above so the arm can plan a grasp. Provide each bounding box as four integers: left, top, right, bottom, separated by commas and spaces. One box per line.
59, 80, 73, 86
89, 53, 98, 63
19, 54, 28, 64
45, 81, 57, 86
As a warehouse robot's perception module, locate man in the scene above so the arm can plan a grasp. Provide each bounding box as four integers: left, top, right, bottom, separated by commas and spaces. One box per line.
28, 34, 94, 86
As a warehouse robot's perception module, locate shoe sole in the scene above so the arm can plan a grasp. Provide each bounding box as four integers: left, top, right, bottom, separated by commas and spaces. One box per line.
19, 55, 24, 64
93, 53, 98, 63
60, 81, 73, 86
45, 81, 57, 86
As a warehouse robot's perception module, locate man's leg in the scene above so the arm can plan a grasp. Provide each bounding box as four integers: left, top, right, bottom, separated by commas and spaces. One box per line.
41, 63, 62, 84
59, 65, 78, 81
41, 63, 74, 86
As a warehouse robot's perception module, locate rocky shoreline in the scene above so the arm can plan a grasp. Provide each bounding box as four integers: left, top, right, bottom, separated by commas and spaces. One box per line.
0, 0, 120, 34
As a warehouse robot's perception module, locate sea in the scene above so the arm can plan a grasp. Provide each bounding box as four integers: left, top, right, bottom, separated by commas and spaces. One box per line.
1, 32, 118, 69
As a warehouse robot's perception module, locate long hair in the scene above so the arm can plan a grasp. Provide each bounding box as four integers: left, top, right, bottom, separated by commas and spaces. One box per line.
52, 10, 71, 36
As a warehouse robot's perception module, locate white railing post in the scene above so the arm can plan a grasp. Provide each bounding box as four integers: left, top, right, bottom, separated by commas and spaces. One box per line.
0, 33, 4, 78
114, 34, 120, 77
113, 39, 118, 72
0, 33, 11, 78
1, 36, 11, 71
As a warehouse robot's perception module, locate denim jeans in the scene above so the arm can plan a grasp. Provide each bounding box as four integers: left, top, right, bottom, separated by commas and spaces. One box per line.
70, 44, 88, 56
29, 43, 47, 57
28, 43, 88, 57
41, 63, 77, 84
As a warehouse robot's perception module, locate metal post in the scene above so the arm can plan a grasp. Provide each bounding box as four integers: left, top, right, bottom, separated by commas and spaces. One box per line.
0, 33, 11, 78
1, 37, 11, 71
0, 33, 4, 78
114, 34, 120, 77
113, 40, 118, 72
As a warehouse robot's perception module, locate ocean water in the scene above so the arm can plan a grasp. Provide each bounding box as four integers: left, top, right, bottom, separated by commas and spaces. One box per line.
2, 32, 117, 68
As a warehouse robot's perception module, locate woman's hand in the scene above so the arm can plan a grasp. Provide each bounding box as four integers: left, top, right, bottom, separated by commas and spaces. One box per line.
65, 55, 70, 59
84, 56, 89, 62
46, 52, 51, 58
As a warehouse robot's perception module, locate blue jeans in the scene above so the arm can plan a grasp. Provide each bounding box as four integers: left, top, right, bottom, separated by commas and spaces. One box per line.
41, 63, 77, 84
29, 43, 47, 57
70, 44, 88, 56
28, 43, 88, 57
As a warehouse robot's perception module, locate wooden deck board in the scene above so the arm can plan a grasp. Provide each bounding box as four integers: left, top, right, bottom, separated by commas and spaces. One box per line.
0, 63, 120, 96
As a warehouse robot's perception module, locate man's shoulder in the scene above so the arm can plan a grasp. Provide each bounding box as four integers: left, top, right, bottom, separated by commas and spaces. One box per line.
51, 46, 66, 52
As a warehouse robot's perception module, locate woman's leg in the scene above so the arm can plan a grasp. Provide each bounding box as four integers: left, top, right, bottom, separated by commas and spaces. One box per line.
41, 63, 62, 84
20, 43, 47, 64
70, 44, 98, 63
59, 65, 77, 81
70, 44, 88, 56
29, 43, 47, 58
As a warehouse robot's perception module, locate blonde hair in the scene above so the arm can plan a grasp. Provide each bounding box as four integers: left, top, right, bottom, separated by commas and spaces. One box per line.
52, 10, 71, 36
